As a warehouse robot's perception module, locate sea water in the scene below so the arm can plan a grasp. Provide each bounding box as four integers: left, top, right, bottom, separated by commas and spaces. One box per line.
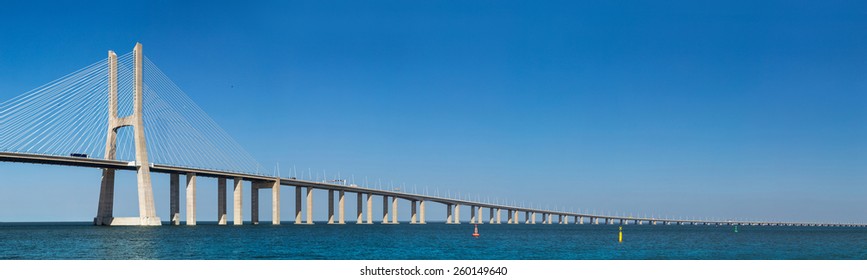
0, 222, 864, 260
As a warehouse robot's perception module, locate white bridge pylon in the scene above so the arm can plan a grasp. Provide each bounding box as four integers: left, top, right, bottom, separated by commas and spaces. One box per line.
95, 43, 160, 226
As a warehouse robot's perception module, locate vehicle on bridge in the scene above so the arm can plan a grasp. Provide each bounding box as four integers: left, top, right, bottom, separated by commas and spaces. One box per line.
70, 153, 88, 158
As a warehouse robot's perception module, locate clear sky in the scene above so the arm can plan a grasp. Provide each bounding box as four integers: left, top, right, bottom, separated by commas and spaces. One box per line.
1, 1, 865, 223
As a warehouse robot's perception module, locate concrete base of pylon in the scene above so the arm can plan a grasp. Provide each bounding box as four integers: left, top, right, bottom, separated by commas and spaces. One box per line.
94, 216, 162, 226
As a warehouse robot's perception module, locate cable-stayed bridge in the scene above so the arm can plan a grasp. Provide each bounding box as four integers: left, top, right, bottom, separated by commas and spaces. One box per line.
0, 43, 862, 227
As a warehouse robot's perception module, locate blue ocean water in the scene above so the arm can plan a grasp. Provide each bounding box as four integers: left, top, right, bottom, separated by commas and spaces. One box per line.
0, 222, 864, 260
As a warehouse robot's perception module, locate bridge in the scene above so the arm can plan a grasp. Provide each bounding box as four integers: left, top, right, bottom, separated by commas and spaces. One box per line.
0, 43, 863, 228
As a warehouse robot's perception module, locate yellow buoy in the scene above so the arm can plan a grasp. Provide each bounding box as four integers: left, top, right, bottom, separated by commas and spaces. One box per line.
619, 226, 623, 243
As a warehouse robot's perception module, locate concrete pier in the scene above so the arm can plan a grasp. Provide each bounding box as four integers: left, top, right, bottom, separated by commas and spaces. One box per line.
217, 177, 226, 225
524, 212, 530, 224
391, 196, 399, 224
454, 204, 461, 224
470, 206, 476, 224
233, 177, 242, 225
507, 210, 513, 224
305, 187, 313, 224
382, 196, 389, 224
251, 182, 259, 225
338, 190, 345, 224
477, 207, 484, 224
295, 186, 302, 224
419, 200, 426, 224
356, 193, 363, 224
328, 190, 335, 224
410, 200, 418, 224
446, 204, 453, 224
170, 173, 179, 225
531, 212, 536, 224
513, 210, 518, 224
495, 208, 501, 224
186, 173, 196, 226
271, 180, 279, 225
366, 193, 373, 224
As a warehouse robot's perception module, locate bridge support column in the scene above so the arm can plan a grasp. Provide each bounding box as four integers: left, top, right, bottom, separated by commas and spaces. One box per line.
446, 204, 453, 224
382, 196, 390, 224
328, 190, 335, 224
454, 204, 461, 224
366, 193, 373, 224
271, 180, 280, 225
419, 200, 426, 224
507, 210, 513, 224
338, 190, 345, 224
217, 178, 226, 225
305, 187, 313, 224
356, 193, 363, 224
295, 186, 302, 224
524, 212, 530, 224
170, 173, 180, 225
391, 196, 399, 224
470, 206, 476, 224
495, 209, 501, 224
542, 213, 547, 224
95, 167, 115, 226
186, 173, 196, 226
95, 45, 160, 226
233, 178, 242, 225
410, 200, 418, 224
531, 212, 536, 224
579, 216, 584, 225
251, 182, 259, 225
513, 210, 518, 224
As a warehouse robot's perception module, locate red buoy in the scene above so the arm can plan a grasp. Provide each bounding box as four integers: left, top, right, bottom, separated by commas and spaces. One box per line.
472, 224, 480, 238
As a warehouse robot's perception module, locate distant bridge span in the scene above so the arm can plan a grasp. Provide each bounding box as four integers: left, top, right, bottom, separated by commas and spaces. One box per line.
1, 151, 862, 228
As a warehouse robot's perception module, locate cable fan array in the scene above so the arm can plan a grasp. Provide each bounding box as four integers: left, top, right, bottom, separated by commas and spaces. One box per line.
0, 51, 264, 175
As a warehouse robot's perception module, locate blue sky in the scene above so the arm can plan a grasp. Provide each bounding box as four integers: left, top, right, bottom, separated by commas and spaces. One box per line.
1, 1, 865, 223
